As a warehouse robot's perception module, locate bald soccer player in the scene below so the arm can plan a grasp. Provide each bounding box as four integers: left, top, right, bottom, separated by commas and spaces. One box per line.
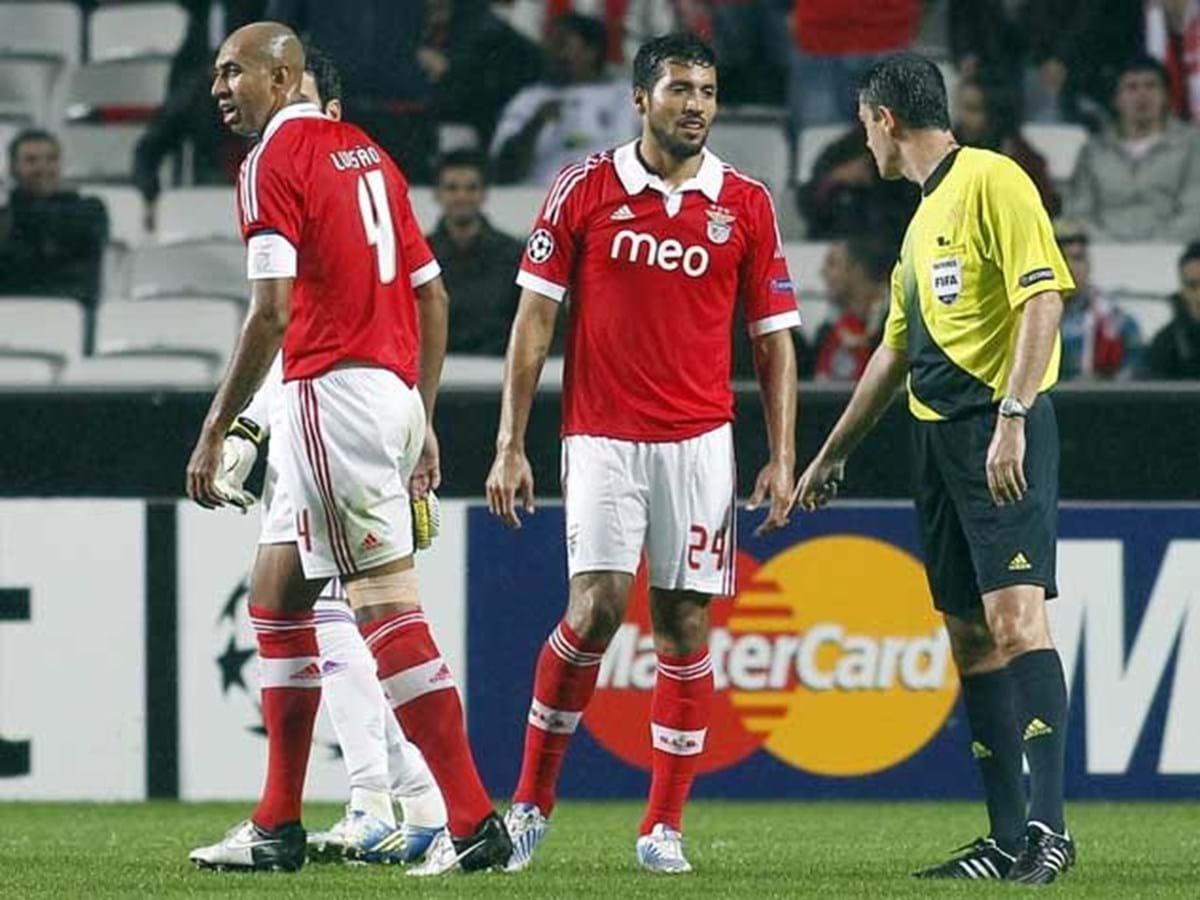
185, 23, 510, 874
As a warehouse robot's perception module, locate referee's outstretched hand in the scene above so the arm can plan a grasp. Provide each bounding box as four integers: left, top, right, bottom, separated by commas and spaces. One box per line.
792, 454, 846, 514
986, 418, 1027, 506
486, 446, 535, 529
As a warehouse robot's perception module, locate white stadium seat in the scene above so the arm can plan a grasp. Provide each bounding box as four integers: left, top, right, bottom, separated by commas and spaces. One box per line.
1113, 292, 1175, 342
707, 115, 791, 190
157, 187, 238, 241
101, 242, 131, 301
0, 2, 81, 63
0, 53, 64, 125
1022, 124, 1088, 182
65, 57, 171, 113
61, 123, 144, 180
89, 2, 188, 61
797, 296, 831, 343
440, 353, 562, 389
94, 298, 242, 364
79, 183, 147, 247
0, 298, 85, 360
128, 238, 245, 298
796, 124, 848, 185
58, 354, 215, 387
0, 354, 58, 385
783, 241, 832, 296
486, 187, 543, 237
1090, 243, 1183, 296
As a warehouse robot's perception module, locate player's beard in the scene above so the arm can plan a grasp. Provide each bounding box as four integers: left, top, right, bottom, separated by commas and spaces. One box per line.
649, 118, 706, 161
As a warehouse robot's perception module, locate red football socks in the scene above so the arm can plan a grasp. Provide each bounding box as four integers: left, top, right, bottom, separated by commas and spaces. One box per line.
362, 609, 493, 837
248, 605, 322, 830
513, 621, 608, 815
640, 648, 714, 835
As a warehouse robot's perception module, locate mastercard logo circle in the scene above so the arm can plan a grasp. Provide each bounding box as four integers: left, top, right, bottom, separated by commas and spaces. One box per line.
583, 535, 960, 777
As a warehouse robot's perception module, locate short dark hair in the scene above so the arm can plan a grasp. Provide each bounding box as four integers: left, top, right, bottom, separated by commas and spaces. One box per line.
859, 52, 951, 130
553, 13, 609, 61
436, 148, 489, 184
304, 44, 342, 106
632, 33, 717, 92
1117, 53, 1169, 90
845, 235, 894, 283
8, 127, 58, 172
1180, 242, 1200, 268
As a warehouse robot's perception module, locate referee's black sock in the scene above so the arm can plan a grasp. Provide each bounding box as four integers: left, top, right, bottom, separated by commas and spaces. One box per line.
960, 668, 1026, 854
1008, 648, 1069, 835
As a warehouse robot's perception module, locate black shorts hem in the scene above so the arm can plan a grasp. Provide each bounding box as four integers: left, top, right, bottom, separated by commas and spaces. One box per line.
975, 574, 1058, 601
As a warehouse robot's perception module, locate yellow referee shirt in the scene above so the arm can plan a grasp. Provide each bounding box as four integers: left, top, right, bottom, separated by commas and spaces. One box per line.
882, 147, 1074, 421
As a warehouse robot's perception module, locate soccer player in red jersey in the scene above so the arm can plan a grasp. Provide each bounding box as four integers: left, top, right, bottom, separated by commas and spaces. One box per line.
486, 33, 801, 873
184, 23, 510, 875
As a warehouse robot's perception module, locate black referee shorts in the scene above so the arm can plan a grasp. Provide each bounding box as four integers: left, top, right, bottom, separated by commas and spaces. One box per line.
911, 395, 1059, 617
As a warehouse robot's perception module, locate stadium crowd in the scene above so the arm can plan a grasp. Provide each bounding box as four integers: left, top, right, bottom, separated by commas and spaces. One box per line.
3, 0, 1200, 382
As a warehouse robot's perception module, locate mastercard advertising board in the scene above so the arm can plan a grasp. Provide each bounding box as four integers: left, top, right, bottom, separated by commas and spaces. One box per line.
466, 504, 1200, 799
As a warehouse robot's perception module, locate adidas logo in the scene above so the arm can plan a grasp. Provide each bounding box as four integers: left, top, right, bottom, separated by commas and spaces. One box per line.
430, 662, 453, 685
1024, 717, 1054, 740
970, 741, 993, 760
291, 662, 323, 681
1007, 551, 1032, 571
610, 203, 635, 221
361, 532, 382, 552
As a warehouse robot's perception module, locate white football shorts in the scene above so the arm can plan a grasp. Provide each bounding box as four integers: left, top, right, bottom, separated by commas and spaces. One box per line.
260, 366, 425, 579
562, 423, 737, 596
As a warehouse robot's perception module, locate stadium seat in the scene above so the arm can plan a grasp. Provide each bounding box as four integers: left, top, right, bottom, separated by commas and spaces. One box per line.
0, 2, 82, 63
58, 354, 215, 387
797, 296, 832, 343
0, 53, 65, 126
0, 297, 86, 362
88, 2, 188, 61
60, 123, 145, 181
707, 113, 791, 189
1090, 243, 1183, 296
783, 241, 832, 296
0, 111, 33, 182
94, 298, 242, 364
1023, 124, 1088, 182
156, 188, 238, 241
441, 353, 562, 389
796, 125, 847, 185
101, 242, 131, 301
485, 187, 542, 236
65, 56, 171, 116
128, 238, 245, 298
1113, 292, 1175, 342
0, 353, 58, 385
79, 183, 147, 248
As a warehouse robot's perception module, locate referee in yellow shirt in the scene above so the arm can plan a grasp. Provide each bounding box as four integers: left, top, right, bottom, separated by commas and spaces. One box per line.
794, 53, 1075, 884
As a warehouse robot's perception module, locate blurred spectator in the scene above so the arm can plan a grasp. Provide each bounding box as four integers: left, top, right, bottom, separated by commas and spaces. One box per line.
1143, 241, 1200, 378
427, 150, 524, 355
954, 74, 1060, 215
0, 130, 108, 308
949, 0, 1143, 126
1146, 0, 1200, 121
812, 237, 889, 381
419, 0, 543, 148
267, 0, 437, 181
787, 0, 919, 130
798, 125, 917, 247
1056, 222, 1142, 380
490, 13, 638, 185
1066, 55, 1200, 243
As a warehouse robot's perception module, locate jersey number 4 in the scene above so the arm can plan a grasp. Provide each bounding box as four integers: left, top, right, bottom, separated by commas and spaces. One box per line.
356, 170, 396, 284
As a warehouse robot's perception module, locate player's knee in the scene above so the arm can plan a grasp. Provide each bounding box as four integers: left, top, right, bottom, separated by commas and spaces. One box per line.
564, 573, 629, 644
650, 591, 711, 656
983, 589, 1052, 660
945, 614, 1002, 674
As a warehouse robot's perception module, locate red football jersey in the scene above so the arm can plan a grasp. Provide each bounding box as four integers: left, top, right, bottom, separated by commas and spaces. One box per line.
237, 103, 439, 383
517, 140, 800, 441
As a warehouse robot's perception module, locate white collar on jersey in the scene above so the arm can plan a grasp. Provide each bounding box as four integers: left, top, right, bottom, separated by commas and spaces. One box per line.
613, 139, 724, 201
261, 101, 326, 142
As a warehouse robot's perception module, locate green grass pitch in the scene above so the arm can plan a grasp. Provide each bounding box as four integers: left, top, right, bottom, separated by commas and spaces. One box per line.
1, 801, 1197, 898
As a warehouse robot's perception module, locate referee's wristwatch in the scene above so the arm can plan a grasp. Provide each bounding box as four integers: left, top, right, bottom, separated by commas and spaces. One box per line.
998, 396, 1029, 419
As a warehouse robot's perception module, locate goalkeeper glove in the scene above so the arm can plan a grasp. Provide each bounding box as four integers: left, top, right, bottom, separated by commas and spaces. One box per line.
412, 489, 440, 551
216, 416, 265, 512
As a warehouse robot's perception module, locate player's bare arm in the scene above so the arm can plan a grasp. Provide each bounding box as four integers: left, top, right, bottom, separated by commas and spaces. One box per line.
747, 329, 798, 535
486, 288, 559, 528
987, 290, 1063, 507
187, 277, 292, 509
793, 344, 908, 512
411, 276, 449, 499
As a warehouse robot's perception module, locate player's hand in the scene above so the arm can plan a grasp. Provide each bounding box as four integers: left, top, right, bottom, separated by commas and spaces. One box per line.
792, 453, 846, 513
410, 427, 441, 500
213, 435, 258, 513
747, 457, 795, 536
186, 426, 227, 510
486, 447, 534, 529
987, 417, 1027, 506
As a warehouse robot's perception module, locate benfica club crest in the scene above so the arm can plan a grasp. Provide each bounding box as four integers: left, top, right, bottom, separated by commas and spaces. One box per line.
706, 206, 735, 244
